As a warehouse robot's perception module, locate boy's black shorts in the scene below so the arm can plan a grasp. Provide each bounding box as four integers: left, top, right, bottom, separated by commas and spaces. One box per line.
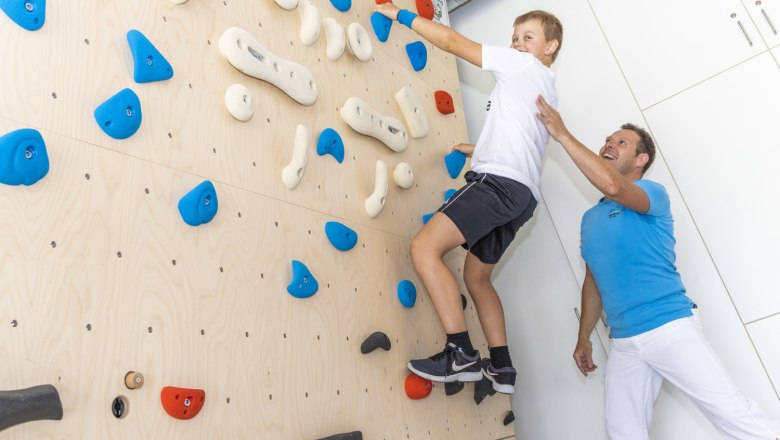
438, 171, 537, 264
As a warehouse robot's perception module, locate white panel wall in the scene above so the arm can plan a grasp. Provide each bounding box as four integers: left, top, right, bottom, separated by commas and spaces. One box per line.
451, 0, 780, 438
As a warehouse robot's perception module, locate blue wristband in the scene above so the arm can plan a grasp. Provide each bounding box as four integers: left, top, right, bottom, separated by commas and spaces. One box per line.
397, 9, 418, 29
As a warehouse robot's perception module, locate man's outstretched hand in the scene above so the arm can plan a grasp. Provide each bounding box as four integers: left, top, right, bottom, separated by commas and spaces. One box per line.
535, 95, 570, 142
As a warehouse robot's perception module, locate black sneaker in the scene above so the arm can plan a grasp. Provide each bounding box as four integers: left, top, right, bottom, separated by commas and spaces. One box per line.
482, 358, 516, 394
407, 343, 482, 382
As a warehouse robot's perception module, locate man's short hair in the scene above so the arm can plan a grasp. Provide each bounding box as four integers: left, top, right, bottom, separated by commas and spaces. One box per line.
514, 11, 564, 62
621, 123, 656, 175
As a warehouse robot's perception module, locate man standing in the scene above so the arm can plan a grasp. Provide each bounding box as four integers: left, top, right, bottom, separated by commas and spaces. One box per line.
535, 96, 780, 439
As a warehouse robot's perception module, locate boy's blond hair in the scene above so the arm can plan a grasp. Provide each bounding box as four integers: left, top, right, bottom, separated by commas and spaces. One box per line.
514, 11, 563, 62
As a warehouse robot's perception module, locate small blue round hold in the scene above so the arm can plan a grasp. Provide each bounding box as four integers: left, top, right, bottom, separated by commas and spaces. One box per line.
288, 260, 319, 298
0, 0, 46, 31
178, 181, 219, 226
325, 221, 358, 251
444, 150, 466, 179
94, 88, 143, 140
397, 280, 417, 308
405, 41, 428, 72
317, 128, 345, 163
329, 0, 351, 12
0, 128, 49, 186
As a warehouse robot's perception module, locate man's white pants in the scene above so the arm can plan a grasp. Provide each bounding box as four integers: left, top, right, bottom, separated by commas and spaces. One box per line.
605, 312, 780, 440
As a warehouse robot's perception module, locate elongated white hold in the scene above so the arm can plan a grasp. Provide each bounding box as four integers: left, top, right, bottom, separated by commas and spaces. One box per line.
298, 0, 321, 46
339, 97, 408, 152
393, 162, 414, 189
170, 0, 189, 4
274, 0, 298, 10
282, 125, 309, 190
322, 18, 345, 61
218, 27, 318, 106
394, 86, 428, 139
346, 23, 373, 62
224, 84, 254, 122
365, 160, 388, 218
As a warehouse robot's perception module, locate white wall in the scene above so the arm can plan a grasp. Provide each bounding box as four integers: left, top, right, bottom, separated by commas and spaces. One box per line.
450, 1, 780, 439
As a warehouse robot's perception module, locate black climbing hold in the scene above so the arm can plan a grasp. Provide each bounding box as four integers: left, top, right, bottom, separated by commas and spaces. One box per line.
360, 331, 391, 354
317, 431, 362, 440
444, 380, 464, 396
461, 293, 467, 310
111, 396, 126, 419
503, 410, 515, 426
473, 360, 496, 405
0, 384, 63, 431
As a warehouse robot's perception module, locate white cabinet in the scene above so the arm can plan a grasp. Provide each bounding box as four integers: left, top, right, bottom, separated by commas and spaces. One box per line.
747, 314, 780, 397
588, 0, 765, 109
643, 52, 780, 324
742, 0, 780, 48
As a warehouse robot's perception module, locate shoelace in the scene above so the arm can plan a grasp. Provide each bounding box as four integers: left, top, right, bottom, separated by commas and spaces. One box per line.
429, 345, 455, 361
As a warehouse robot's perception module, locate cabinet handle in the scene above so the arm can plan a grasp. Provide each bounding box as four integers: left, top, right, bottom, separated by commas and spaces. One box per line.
573, 307, 581, 322
737, 20, 754, 46
761, 9, 778, 35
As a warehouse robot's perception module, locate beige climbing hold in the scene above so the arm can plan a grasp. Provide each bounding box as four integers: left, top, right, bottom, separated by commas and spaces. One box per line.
395, 86, 428, 139
365, 160, 388, 218
224, 84, 254, 122
298, 0, 321, 46
322, 18, 345, 61
274, 0, 298, 10
339, 97, 408, 152
218, 27, 318, 106
282, 124, 309, 190
124, 371, 145, 390
393, 162, 414, 189
346, 23, 373, 62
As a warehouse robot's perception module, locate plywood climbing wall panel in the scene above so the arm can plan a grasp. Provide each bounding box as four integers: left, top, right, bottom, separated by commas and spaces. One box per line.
0, 0, 513, 439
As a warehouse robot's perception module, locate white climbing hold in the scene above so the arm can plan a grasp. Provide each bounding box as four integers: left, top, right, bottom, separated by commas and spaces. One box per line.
322, 18, 345, 61
298, 0, 321, 46
339, 97, 408, 153
218, 27, 318, 106
394, 86, 428, 139
274, 0, 298, 10
224, 84, 254, 122
393, 162, 414, 189
365, 160, 388, 218
346, 22, 373, 62
282, 125, 309, 190
170, 0, 189, 4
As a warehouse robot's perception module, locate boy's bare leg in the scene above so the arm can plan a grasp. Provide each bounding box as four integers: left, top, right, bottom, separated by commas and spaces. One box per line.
410, 213, 468, 333
463, 252, 507, 347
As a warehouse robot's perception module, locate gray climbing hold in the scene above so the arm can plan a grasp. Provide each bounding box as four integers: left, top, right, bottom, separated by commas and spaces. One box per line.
0, 385, 63, 432
360, 332, 391, 354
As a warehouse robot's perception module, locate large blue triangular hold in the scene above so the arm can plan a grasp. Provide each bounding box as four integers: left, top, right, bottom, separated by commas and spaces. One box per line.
178, 181, 219, 226
288, 260, 319, 298
317, 128, 345, 163
0, 128, 49, 186
370, 12, 392, 43
0, 0, 46, 31
397, 280, 417, 308
325, 221, 358, 251
127, 29, 174, 83
94, 88, 142, 139
444, 150, 466, 179
405, 41, 427, 72
329, 0, 351, 12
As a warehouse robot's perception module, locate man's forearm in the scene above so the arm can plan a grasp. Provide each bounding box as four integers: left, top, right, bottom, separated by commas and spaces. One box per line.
558, 133, 624, 198
578, 270, 603, 342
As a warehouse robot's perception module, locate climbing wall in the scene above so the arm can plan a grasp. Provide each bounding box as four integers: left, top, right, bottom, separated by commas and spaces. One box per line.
0, 0, 515, 438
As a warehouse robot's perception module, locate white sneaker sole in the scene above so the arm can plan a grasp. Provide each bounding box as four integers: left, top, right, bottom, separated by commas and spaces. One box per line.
483, 369, 515, 394
407, 363, 483, 383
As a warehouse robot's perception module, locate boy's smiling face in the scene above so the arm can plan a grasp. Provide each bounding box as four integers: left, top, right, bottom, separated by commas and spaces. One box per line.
511, 19, 556, 65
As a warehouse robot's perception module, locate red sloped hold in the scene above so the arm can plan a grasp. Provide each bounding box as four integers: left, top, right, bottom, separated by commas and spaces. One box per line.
416, 0, 434, 20
434, 90, 454, 115
375, 0, 391, 4
404, 373, 432, 400
161, 386, 206, 420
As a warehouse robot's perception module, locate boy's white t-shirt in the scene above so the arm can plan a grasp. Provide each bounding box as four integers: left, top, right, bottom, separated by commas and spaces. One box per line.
470, 45, 558, 202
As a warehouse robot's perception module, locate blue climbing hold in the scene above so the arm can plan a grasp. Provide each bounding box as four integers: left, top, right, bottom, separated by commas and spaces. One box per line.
0, 0, 46, 31
444, 189, 457, 201
405, 41, 427, 72
178, 181, 219, 226
317, 128, 345, 163
422, 213, 434, 224
288, 260, 319, 298
329, 0, 351, 12
0, 128, 49, 186
370, 12, 392, 43
94, 88, 142, 139
325, 221, 358, 251
397, 280, 417, 308
127, 29, 174, 83
444, 150, 466, 179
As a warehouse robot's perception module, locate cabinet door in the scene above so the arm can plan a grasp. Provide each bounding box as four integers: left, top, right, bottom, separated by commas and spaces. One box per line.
644, 52, 780, 324
743, 0, 780, 48
589, 0, 765, 109
747, 314, 780, 398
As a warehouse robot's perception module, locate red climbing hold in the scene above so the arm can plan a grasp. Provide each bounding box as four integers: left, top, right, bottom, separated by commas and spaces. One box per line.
161, 386, 205, 420
375, 0, 391, 4
404, 373, 432, 400
434, 90, 454, 115
416, 0, 434, 20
